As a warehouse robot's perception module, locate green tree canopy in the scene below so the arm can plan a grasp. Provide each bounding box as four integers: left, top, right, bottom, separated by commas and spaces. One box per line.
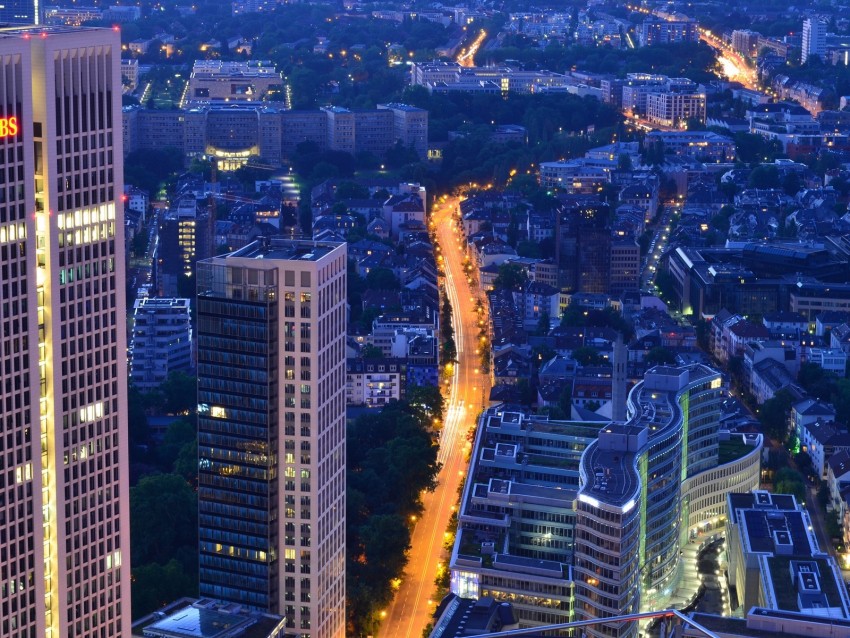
365, 267, 400, 290
748, 165, 781, 189
571, 346, 604, 367
156, 417, 196, 472
494, 263, 527, 290
132, 559, 197, 619
646, 347, 677, 366
758, 387, 795, 441
130, 473, 197, 568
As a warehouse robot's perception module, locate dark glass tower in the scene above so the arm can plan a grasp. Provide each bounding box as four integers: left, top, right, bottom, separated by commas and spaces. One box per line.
197, 238, 347, 638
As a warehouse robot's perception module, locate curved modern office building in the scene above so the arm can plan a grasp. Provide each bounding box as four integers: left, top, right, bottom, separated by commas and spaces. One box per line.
574, 365, 725, 638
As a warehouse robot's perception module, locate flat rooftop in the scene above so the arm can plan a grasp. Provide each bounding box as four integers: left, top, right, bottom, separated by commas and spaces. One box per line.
764, 556, 849, 616
740, 508, 813, 555
133, 599, 284, 638
0, 25, 115, 37
581, 436, 641, 506
230, 238, 344, 262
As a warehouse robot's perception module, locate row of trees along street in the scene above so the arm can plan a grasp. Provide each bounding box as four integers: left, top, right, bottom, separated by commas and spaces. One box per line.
127, 372, 199, 618
346, 389, 444, 637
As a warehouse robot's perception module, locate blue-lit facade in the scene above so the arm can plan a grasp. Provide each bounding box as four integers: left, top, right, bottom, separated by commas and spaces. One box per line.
0, 0, 39, 25
197, 261, 280, 610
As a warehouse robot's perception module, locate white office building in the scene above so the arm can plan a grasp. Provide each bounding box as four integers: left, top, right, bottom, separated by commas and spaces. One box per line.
130, 297, 193, 390
0, 25, 132, 638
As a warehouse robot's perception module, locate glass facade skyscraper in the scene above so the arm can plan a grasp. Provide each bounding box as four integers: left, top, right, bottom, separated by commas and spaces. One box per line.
197, 238, 347, 638
574, 365, 723, 638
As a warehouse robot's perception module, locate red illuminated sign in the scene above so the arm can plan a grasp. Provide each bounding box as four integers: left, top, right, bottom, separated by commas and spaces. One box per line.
0, 117, 19, 138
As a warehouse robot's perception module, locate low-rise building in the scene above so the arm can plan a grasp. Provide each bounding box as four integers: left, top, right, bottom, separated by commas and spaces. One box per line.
750, 358, 795, 404
806, 347, 848, 377
187, 59, 283, 104
645, 130, 735, 162
800, 419, 850, 479
346, 357, 406, 406
132, 598, 286, 638
793, 398, 837, 442
726, 491, 850, 619
538, 160, 609, 192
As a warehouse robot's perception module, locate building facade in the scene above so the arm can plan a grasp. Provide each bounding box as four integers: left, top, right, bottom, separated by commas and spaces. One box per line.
130, 297, 193, 391
0, 25, 131, 638
186, 60, 283, 104
802, 19, 827, 63
636, 20, 698, 46
645, 88, 707, 128
196, 238, 347, 638
345, 357, 406, 406
450, 409, 607, 628
123, 103, 429, 167
574, 365, 725, 638
0, 0, 39, 24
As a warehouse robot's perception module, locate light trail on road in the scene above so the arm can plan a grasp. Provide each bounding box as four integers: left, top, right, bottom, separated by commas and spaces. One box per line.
458, 29, 487, 67
377, 195, 489, 638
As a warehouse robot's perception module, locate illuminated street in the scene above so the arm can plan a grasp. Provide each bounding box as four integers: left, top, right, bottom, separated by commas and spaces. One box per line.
642, 205, 675, 290
700, 29, 761, 91
458, 29, 487, 67
378, 195, 490, 638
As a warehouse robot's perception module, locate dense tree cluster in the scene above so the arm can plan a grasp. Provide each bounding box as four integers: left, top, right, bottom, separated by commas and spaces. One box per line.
441, 291, 457, 364
128, 376, 200, 617
560, 305, 634, 340
346, 398, 442, 636
124, 147, 185, 195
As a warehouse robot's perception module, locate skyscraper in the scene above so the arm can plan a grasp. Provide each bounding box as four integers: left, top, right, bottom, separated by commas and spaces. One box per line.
574, 365, 725, 638
0, 25, 130, 638
196, 237, 347, 638
802, 19, 827, 63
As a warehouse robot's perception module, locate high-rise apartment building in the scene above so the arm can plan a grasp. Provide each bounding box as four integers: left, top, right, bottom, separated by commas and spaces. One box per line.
157, 196, 213, 296
0, 25, 130, 638
196, 238, 347, 638
731, 29, 761, 58
802, 19, 827, 63
636, 20, 698, 47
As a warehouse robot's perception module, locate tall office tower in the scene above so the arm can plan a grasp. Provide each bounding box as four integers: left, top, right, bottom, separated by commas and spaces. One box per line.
0, 26, 129, 638
197, 238, 347, 638
574, 365, 724, 638
802, 19, 827, 63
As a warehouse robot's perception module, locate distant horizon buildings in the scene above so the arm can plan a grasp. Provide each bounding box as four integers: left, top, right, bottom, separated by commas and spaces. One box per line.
123, 102, 428, 169
0, 25, 131, 637
196, 238, 347, 637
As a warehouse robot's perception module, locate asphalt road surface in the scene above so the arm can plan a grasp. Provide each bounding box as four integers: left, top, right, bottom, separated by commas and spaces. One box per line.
378, 196, 490, 638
